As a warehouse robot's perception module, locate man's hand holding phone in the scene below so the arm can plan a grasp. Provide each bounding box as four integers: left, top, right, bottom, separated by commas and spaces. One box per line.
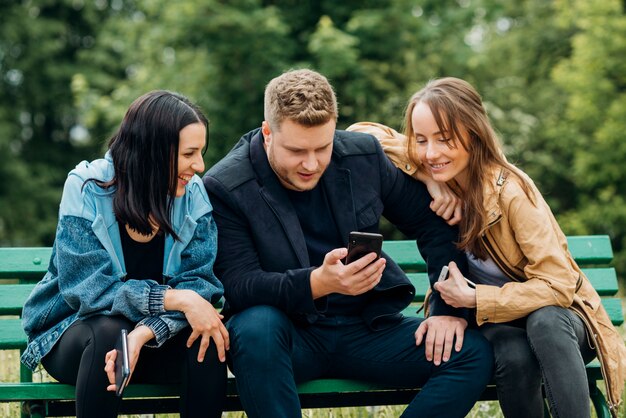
344, 232, 383, 264
311, 232, 386, 299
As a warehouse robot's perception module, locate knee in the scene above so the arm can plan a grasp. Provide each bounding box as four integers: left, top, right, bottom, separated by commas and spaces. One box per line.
456, 329, 494, 377
526, 306, 573, 346
491, 334, 539, 381
227, 306, 293, 361
83, 315, 133, 352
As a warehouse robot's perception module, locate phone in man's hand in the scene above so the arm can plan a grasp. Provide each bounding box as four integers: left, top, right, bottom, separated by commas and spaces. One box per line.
345, 232, 383, 264
115, 329, 131, 397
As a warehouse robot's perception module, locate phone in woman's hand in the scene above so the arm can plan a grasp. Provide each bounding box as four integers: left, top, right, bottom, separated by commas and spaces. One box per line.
115, 329, 131, 397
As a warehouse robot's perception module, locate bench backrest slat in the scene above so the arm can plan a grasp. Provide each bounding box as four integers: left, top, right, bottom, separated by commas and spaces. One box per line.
0, 236, 613, 280
382, 235, 613, 271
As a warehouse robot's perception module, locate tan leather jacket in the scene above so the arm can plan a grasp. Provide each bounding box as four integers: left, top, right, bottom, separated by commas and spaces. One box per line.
347, 122, 626, 415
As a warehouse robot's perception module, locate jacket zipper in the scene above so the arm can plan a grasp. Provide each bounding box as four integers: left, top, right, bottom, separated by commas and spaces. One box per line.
570, 306, 619, 415
481, 231, 522, 283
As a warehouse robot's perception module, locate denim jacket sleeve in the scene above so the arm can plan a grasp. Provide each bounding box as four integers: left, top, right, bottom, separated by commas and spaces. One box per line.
138, 213, 224, 346
56, 215, 171, 321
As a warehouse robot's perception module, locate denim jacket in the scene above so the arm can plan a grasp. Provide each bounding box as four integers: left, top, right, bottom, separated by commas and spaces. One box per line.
21, 152, 223, 371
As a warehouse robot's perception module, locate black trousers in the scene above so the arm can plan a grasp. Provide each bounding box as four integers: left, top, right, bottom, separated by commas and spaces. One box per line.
42, 315, 226, 418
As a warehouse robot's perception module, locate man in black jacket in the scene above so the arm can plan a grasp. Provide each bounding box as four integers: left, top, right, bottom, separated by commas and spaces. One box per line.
203, 69, 492, 417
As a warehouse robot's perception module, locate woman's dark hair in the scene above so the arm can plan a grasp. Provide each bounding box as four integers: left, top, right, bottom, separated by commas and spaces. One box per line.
92, 90, 208, 241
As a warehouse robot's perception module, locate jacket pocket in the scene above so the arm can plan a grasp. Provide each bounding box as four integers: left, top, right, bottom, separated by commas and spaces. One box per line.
356, 199, 383, 229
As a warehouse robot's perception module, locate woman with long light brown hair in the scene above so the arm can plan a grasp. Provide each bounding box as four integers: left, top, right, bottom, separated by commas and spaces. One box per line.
349, 77, 625, 418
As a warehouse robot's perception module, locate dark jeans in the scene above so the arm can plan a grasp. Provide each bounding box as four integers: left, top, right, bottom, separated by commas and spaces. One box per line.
42, 315, 226, 418
227, 305, 493, 418
479, 306, 596, 418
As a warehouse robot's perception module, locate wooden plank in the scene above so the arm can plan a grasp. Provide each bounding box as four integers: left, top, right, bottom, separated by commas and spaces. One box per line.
566, 235, 613, 265
0, 248, 51, 280
4, 298, 619, 352
0, 319, 27, 349
0, 284, 35, 315
1, 269, 614, 317
0, 364, 606, 403
0, 235, 612, 280
400, 298, 623, 326
602, 298, 624, 326
407, 268, 619, 300
382, 236, 613, 272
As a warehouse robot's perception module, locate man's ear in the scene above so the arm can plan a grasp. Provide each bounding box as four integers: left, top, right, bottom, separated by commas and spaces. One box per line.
261, 121, 271, 143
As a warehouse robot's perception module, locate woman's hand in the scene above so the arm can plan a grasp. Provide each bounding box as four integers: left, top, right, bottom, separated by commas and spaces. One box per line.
434, 262, 476, 308
165, 289, 230, 363
104, 325, 154, 392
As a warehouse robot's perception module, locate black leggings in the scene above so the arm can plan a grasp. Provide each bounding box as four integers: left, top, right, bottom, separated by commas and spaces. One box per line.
41, 315, 226, 418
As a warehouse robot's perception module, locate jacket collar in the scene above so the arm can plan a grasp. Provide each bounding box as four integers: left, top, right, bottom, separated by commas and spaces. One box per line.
249, 130, 355, 267
483, 167, 509, 227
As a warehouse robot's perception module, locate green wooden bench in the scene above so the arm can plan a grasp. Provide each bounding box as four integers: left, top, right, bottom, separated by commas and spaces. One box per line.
0, 235, 623, 417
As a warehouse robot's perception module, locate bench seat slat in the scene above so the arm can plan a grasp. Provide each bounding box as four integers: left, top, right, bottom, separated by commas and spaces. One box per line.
0, 361, 606, 402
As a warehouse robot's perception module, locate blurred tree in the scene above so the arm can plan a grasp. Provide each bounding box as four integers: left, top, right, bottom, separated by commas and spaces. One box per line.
551, 0, 626, 275
469, 0, 577, 213
75, 0, 294, 164
0, 0, 122, 245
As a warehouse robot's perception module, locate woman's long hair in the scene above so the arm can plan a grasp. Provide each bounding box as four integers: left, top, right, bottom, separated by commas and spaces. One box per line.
404, 77, 533, 258
91, 90, 208, 241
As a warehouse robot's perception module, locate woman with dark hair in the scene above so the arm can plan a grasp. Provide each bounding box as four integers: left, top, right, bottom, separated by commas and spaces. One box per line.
348, 77, 626, 418
21, 90, 228, 417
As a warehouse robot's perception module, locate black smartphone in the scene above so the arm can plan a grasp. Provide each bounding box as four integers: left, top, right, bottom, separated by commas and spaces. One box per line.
115, 329, 131, 397
345, 232, 383, 264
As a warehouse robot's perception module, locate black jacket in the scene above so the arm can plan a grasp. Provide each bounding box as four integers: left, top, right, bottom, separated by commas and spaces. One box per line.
203, 128, 466, 329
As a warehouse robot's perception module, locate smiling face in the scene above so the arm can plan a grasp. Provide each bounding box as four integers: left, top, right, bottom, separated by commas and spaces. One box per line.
176, 122, 206, 197
262, 118, 335, 191
411, 101, 471, 189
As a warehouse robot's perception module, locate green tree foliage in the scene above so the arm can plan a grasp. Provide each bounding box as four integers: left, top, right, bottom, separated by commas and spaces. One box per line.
74, 0, 294, 163
0, 0, 118, 245
551, 0, 626, 275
